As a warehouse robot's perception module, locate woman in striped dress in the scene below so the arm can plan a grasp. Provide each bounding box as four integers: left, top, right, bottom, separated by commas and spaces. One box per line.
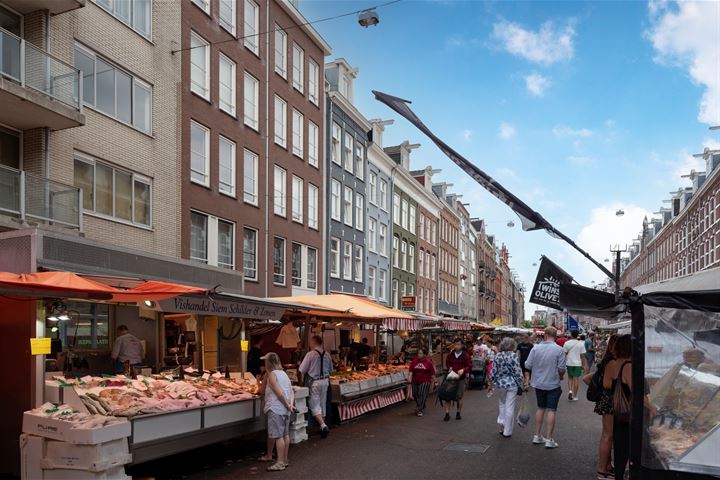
408, 349, 437, 417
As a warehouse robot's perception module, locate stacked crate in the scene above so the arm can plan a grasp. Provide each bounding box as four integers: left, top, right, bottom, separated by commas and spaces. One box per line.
289, 387, 309, 444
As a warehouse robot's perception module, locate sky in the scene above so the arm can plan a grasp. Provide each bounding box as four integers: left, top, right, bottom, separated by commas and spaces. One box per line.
298, 0, 720, 318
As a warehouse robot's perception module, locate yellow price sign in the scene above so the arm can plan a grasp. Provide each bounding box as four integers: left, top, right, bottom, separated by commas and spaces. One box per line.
30, 337, 51, 355
240, 340, 249, 352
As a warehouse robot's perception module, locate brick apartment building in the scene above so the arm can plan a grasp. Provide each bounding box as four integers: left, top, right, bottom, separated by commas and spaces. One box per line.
411, 166, 441, 316
433, 181, 461, 319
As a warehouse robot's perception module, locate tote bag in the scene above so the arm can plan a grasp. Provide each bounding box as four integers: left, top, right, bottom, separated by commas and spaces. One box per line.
612, 362, 632, 423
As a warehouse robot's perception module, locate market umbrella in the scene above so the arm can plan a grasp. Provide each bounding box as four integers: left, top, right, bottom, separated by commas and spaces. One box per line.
109, 280, 207, 302
0, 271, 120, 299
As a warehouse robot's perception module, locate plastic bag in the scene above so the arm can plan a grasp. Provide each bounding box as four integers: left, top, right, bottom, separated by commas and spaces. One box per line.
446, 370, 460, 380
516, 394, 530, 428
437, 378, 460, 403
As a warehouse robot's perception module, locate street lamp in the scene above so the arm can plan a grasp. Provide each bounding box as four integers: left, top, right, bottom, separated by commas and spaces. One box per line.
615, 209, 625, 217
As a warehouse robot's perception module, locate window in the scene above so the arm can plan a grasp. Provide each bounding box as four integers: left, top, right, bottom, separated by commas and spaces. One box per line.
330, 237, 340, 278
274, 27, 287, 77
408, 243, 415, 273
419, 214, 425, 240
355, 193, 364, 231
291, 175, 303, 223
408, 283, 414, 297
368, 218, 377, 252
392, 279, 398, 308
368, 266, 376, 298
393, 193, 400, 224
94, 0, 151, 39
343, 242, 352, 280
331, 179, 341, 221
331, 123, 342, 165
219, 0, 236, 34
292, 110, 304, 158
378, 269, 386, 301
291, 243, 302, 286
369, 172, 377, 205
355, 144, 364, 180
273, 237, 286, 285
192, 0, 209, 14
218, 135, 235, 196
426, 251, 431, 278
274, 166, 286, 217
308, 122, 319, 167
292, 43, 304, 92
308, 59, 319, 104
243, 149, 258, 205
190, 211, 234, 269
418, 249, 424, 278
344, 186, 353, 226
401, 199, 408, 230
393, 235, 399, 267
379, 224, 387, 256
190, 120, 209, 186
409, 205, 416, 234
307, 247, 317, 289
74, 44, 152, 133
401, 239, 407, 271
243, 227, 257, 280
354, 245, 363, 282
431, 222, 436, 243
190, 32, 209, 100
303, 183, 317, 230
219, 54, 236, 116
244, 0, 259, 55
401, 282, 406, 300
274, 96, 287, 147
379, 180, 388, 210
344, 132, 354, 173
244, 72, 259, 129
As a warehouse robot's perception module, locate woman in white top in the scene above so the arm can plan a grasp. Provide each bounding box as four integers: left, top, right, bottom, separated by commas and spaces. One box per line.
258, 352, 295, 472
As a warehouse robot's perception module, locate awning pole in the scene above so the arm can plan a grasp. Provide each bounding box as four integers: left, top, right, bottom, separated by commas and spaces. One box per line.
240, 319, 247, 376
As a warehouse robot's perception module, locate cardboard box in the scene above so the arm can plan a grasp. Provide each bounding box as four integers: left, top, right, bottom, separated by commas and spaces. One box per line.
42, 438, 131, 472
20, 434, 44, 480
293, 386, 309, 399
43, 465, 129, 480
22, 413, 131, 445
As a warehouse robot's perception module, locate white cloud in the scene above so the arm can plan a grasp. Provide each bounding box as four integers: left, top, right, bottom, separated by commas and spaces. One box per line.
647, 1, 720, 125
492, 20, 576, 65
462, 129, 473, 141
568, 155, 594, 166
552, 125, 593, 137
499, 122, 517, 140
525, 73, 551, 96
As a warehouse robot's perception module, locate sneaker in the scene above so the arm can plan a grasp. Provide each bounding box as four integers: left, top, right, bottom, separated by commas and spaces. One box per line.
571, 396, 579, 402
456, 412, 462, 420
545, 439, 559, 449
444, 413, 450, 421
320, 426, 329, 439
532, 435, 546, 444
417, 411, 424, 417
267, 463, 287, 472
568, 392, 574, 401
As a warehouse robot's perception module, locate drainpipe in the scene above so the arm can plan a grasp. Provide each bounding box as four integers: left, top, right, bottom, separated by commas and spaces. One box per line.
324, 95, 332, 294
263, 0, 270, 298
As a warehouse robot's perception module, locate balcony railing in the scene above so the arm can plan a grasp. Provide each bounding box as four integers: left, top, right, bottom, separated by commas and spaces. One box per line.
0, 165, 82, 230
0, 27, 81, 111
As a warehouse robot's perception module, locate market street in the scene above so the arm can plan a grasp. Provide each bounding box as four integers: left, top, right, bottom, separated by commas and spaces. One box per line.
129, 383, 600, 480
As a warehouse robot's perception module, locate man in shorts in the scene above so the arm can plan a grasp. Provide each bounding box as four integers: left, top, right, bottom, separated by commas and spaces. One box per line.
524, 326, 566, 449
298, 335, 332, 438
563, 330, 587, 401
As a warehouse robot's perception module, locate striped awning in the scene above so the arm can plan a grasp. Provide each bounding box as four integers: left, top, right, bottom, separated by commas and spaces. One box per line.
338, 388, 407, 421
383, 317, 421, 331
442, 320, 472, 331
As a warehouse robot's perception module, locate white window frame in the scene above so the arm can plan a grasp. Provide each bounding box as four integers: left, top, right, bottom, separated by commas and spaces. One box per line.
330, 237, 340, 278
344, 186, 353, 227
273, 236, 286, 285
418, 248, 424, 278
243, 0, 259, 55
308, 59, 319, 105
408, 243, 415, 274
393, 235, 399, 268
307, 246, 318, 290
368, 266, 376, 298
190, 120, 210, 187
274, 27, 287, 78
409, 205, 416, 234
219, 0, 236, 35
274, 165, 286, 217
369, 172, 377, 205
344, 132, 354, 173
192, 0, 210, 14
355, 144, 364, 181
401, 239, 407, 271
292, 43, 304, 93
218, 53, 236, 116
354, 245, 363, 282
274, 95, 287, 147
379, 224, 387, 256
218, 135, 236, 197
343, 241, 353, 280
330, 179, 341, 221
401, 199, 408, 230
190, 210, 208, 264
331, 122, 342, 165
419, 214, 425, 240
94, 0, 153, 39
308, 183, 318, 230
379, 180, 388, 211
190, 210, 235, 270
392, 192, 400, 224
291, 175, 303, 224
355, 192, 364, 231
378, 269, 386, 301
243, 149, 258, 205
292, 109, 304, 158
308, 121, 319, 167
243, 226, 258, 280
244, 72, 259, 130
368, 218, 377, 252
190, 31, 210, 100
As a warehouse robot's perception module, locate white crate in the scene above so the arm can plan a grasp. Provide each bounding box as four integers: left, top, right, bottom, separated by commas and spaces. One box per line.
22, 414, 131, 445
335, 381, 361, 396
20, 434, 43, 480
43, 466, 129, 480
359, 378, 377, 391
294, 402, 308, 414
391, 372, 408, 383
376, 375, 391, 386
293, 387, 309, 399
43, 438, 131, 472
289, 431, 308, 444
290, 419, 307, 430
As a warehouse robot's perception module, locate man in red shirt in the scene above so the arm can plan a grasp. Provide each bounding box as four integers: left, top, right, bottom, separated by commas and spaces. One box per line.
444, 338, 472, 421
555, 331, 570, 348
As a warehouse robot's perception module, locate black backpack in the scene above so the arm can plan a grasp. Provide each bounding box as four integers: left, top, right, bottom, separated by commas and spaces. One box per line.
586, 368, 604, 402
437, 377, 460, 403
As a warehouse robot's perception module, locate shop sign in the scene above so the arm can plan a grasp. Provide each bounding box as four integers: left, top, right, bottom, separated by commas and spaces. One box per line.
400, 296, 416, 311
157, 296, 285, 320
30, 337, 51, 355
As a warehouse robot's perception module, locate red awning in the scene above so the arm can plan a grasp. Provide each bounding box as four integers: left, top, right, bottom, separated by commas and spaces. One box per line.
0, 271, 206, 302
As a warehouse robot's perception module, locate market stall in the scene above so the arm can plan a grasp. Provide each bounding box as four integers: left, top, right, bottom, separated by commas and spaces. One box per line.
561, 270, 720, 480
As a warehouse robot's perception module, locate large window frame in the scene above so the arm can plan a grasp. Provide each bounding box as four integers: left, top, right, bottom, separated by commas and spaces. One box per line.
243, 148, 258, 205
291, 175, 303, 224
343, 241, 353, 280
354, 245, 363, 282
190, 120, 210, 186
219, 0, 236, 35
244, 72, 259, 130
308, 121, 319, 167
218, 53, 236, 116
291, 43, 304, 93
243, 0, 259, 55
274, 95, 287, 147
308, 59, 319, 105
343, 186, 353, 227
273, 165, 286, 217
218, 135, 236, 197
343, 132, 354, 173
292, 109, 304, 158
93, 0, 151, 39
273, 236, 286, 285
189, 210, 235, 270
190, 31, 210, 100
274, 27, 287, 78
331, 122, 342, 165
243, 226, 257, 280
330, 179, 341, 221
355, 193, 364, 231
308, 183, 319, 230
330, 237, 340, 278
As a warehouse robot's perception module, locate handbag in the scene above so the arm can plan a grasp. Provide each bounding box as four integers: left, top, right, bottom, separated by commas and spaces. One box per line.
586, 367, 604, 402
612, 361, 632, 423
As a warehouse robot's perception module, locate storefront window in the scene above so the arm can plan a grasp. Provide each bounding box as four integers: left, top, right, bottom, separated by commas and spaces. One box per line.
50, 302, 111, 351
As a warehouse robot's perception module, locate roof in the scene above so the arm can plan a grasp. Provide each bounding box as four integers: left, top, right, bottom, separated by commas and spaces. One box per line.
277, 0, 332, 55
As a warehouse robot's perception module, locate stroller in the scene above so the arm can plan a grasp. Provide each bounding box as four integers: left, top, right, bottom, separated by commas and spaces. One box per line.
468, 358, 486, 390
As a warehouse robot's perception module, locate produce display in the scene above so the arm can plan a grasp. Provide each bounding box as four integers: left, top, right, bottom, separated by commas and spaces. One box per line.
53, 373, 259, 417
331, 364, 408, 382
28, 403, 126, 429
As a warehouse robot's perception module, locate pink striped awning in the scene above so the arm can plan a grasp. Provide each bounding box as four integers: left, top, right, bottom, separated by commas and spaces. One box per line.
338, 388, 407, 421
443, 320, 472, 331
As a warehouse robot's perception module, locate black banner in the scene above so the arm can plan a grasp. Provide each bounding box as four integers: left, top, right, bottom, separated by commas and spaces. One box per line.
530, 256, 574, 309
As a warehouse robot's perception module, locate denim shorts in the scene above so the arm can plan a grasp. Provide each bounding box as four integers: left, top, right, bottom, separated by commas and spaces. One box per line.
535, 387, 562, 411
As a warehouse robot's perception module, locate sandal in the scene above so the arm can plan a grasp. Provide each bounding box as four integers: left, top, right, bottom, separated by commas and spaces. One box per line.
267, 462, 287, 472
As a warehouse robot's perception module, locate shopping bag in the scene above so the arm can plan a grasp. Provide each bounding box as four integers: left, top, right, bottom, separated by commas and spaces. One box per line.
516, 394, 530, 428
437, 378, 460, 403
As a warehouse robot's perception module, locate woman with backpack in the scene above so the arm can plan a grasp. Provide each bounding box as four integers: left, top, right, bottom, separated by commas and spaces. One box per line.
584, 334, 618, 480
603, 334, 632, 480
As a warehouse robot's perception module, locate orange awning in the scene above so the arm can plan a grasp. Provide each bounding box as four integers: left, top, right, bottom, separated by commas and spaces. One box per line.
272, 294, 413, 321
110, 280, 206, 302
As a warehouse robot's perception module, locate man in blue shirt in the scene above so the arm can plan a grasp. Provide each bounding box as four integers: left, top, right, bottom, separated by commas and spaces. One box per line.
524, 326, 566, 449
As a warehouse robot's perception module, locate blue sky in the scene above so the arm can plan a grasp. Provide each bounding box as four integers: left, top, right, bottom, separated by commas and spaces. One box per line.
299, 0, 720, 318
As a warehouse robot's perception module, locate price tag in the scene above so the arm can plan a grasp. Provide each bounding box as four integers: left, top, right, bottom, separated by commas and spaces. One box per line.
241, 340, 249, 352
30, 338, 51, 355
